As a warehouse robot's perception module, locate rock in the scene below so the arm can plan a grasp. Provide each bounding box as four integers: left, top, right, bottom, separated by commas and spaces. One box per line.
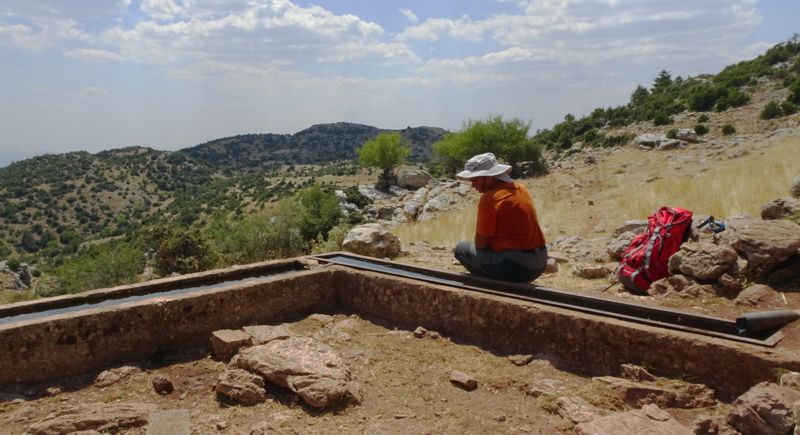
607, 230, 640, 261
152, 376, 174, 395
575, 404, 688, 435
397, 170, 432, 189
572, 263, 613, 279
717, 273, 744, 295
780, 372, 800, 388
342, 223, 401, 259
449, 370, 478, 391
734, 284, 779, 306
691, 414, 719, 435
94, 365, 140, 388
718, 218, 800, 278
526, 378, 569, 398
210, 329, 252, 361
243, 324, 298, 345
556, 396, 607, 424
727, 382, 800, 435
413, 326, 427, 338
234, 337, 361, 408
357, 185, 392, 201
635, 133, 668, 149
543, 257, 558, 273
307, 313, 335, 325
620, 364, 657, 382
593, 376, 716, 408
509, 354, 535, 366
656, 139, 688, 150
215, 369, 268, 406
614, 220, 648, 236
403, 187, 429, 221
667, 242, 739, 281
761, 197, 800, 220
675, 128, 699, 143
791, 176, 800, 198
147, 409, 191, 435
27, 403, 157, 435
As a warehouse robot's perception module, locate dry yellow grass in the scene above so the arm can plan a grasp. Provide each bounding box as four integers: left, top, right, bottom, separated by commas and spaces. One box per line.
393, 134, 800, 246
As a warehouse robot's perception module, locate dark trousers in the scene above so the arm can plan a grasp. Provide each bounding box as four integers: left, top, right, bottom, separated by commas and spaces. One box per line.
454, 241, 547, 283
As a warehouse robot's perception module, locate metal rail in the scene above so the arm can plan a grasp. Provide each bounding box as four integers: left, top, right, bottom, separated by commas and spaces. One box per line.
312, 252, 783, 347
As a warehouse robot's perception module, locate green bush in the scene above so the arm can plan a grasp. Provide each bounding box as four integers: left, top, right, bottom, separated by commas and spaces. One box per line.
666, 128, 679, 139
343, 185, 371, 209
760, 101, 784, 120
786, 77, 800, 103
140, 225, 217, 276
653, 113, 672, 126
49, 241, 145, 295
6, 257, 20, 272
694, 124, 710, 136
686, 84, 719, 112
697, 114, 710, 123
782, 100, 799, 115
296, 186, 342, 242
721, 124, 736, 135
311, 219, 352, 254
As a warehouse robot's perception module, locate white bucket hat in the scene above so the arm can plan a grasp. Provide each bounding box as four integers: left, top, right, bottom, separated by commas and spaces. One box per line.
456, 152, 512, 181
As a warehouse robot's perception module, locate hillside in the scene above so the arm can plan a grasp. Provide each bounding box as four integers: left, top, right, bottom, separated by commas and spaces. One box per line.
183, 123, 447, 170
0, 123, 446, 261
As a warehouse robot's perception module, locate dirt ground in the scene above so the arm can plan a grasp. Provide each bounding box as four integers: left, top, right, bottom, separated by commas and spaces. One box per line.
0, 314, 733, 434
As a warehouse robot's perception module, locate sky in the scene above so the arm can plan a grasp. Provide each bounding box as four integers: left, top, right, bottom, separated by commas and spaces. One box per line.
0, 0, 798, 166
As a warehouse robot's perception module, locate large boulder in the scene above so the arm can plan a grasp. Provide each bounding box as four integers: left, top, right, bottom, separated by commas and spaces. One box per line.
342, 223, 401, 258
403, 187, 429, 221
727, 382, 800, 435
634, 134, 687, 150
215, 368, 268, 405
675, 128, 699, 143
667, 242, 739, 281
717, 218, 800, 277
397, 170, 432, 189
607, 230, 640, 261
232, 337, 362, 409
761, 197, 800, 220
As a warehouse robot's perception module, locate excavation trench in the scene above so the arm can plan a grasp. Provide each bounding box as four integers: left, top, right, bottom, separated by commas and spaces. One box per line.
1, 253, 799, 398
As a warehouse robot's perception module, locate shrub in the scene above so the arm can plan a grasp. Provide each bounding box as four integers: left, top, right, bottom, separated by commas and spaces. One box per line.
697, 114, 710, 123
653, 113, 672, 126
687, 84, 719, 112
6, 257, 20, 272
760, 101, 784, 119
721, 124, 736, 135
782, 100, 798, 115
140, 225, 217, 276
50, 241, 145, 295
666, 128, 679, 139
343, 185, 371, 209
311, 219, 352, 254
694, 124, 710, 136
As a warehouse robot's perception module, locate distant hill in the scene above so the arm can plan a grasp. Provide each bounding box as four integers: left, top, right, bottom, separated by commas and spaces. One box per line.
0, 123, 447, 259
182, 123, 447, 170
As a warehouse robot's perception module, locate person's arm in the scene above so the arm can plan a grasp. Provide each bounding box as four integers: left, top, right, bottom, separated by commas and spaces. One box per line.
474, 233, 491, 250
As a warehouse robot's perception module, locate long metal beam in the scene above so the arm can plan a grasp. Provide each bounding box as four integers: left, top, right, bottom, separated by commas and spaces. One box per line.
311, 252, 782, 347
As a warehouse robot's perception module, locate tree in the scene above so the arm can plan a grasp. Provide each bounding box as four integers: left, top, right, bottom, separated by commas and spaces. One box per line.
432, 115, 545, 177
357, 132, 411, 192
652, 70, 673, 93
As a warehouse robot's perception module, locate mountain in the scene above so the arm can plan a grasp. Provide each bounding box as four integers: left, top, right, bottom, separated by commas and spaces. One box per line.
182, 123, 447, 170
0, 123, 447, 260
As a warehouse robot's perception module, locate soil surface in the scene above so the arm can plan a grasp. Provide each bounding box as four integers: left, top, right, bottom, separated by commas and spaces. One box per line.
0, 314, 731, 434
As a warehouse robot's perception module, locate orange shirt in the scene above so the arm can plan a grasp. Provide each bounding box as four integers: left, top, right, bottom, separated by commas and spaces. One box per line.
476, 181, 546, 252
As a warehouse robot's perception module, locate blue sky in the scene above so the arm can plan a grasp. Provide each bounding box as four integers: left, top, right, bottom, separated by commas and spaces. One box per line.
0, 0, 797, 166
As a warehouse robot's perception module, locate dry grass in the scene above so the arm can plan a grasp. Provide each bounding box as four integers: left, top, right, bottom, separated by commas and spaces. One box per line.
394, 134, 800, 245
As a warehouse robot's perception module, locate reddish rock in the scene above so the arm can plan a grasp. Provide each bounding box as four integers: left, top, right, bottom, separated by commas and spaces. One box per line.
449, 370, 478, 391
152, 376, 174, 395
210, 329, 252, 361
575, 404, 688, 435
727, 381, 800, 434
215, 369, 267, 406
27, 403, 156, 435
594, 376, 716, 408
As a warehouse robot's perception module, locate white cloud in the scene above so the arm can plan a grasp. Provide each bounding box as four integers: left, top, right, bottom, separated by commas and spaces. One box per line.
65, 48, 124, 62
140, 0, 186, 22
399, 8, 418, 23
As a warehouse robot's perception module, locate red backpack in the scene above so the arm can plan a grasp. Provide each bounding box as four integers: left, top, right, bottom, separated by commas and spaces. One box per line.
616, 206, 693, 294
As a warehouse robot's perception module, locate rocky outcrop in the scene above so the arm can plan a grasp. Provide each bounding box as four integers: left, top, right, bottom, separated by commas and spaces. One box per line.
397, 169, 432, 189
761, 197, 800, 219
593, 376, 716, 409
575, 404, 688, 435
727, 382, 800, 435
215, 368, 268, 405
667, 242, 739, 281
634, 134, 687, 150
27, 403, 157, 435
717, 218, 800, 278
342, 223, 401, 258
232, 336, 362, 408
674, 128, 699, 143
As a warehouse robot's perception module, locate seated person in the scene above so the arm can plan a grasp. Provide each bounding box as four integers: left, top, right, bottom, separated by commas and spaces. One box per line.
454, 152, 548, 282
